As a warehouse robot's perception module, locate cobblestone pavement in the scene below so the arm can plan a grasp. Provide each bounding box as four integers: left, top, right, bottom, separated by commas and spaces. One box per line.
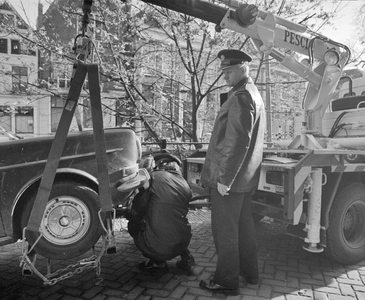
1, 209, 365, 300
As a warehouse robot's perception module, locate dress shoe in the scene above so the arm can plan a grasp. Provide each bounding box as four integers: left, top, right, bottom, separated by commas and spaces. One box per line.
199, 279, 239, 296
240, 273, 260, 285
246, 277, 260, 285
176, 253, 195, 270
138, 259, 167, 270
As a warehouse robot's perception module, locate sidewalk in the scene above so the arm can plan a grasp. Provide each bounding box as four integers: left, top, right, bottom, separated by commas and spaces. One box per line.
1, 209, 365, 300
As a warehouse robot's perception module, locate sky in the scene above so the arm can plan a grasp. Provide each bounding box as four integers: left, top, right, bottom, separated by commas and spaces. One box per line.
11, 0, 45, 29
10, 0, 364, 57
11, 0, 363, 40
319, 0, 363, 43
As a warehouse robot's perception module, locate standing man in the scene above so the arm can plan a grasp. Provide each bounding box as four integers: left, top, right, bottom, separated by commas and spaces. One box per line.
199, 49, 266, 296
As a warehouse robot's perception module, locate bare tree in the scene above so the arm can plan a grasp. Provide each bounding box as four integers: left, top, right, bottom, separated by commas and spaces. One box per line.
2, 0, 355, 146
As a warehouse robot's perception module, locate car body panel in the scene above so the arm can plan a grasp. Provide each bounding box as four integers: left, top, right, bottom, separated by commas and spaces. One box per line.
0, 127, 140, 245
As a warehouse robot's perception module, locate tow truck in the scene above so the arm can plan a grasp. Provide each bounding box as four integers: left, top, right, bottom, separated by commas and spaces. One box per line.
135, 0, 365, 265
15, 0, 365, 285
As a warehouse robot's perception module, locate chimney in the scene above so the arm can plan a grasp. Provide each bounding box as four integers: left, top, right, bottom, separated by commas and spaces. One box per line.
36, 0, 43, 30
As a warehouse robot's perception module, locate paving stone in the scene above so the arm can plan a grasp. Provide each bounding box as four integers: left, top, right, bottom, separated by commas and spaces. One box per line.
347, 269, 362, 281
314, 291, 330, 300
257, 284, 272, 298
338, 283, 355, 297
300, 278, 326, 286
327, 294, 356, 300
355, 292, 365, 300
1, 210, 365, 299
354, 286, 365, 293
169, 286, 188, 299
143, 288, 171, 297
286, 276, 299, 289
337, 277, 364, 286
274, 269, 286, 279
241, 287, 259, 296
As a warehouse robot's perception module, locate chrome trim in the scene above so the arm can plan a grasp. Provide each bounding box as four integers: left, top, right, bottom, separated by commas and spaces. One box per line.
120, 164, 139, 177
0, 148, 124, 171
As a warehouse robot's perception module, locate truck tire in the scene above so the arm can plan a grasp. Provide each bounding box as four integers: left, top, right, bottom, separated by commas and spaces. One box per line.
21, 182, 103, 260
344, 154, 365, 164
325, 182, 365, 264
252, 213, 264, 223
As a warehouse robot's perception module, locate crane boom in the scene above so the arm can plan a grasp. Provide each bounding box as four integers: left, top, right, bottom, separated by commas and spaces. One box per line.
138, 0, 351, 148
140, 0, 227, 24
83, 0, 352, 147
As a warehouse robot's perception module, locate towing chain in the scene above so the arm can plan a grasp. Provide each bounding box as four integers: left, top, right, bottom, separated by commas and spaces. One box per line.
19, 228, 106, 285
44, 253, 104, 285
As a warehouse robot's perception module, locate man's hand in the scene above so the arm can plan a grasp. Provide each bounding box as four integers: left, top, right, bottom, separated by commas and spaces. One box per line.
217, 182, 230, 196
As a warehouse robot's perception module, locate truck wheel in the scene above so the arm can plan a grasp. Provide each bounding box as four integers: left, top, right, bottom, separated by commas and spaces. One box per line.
252, 213, 264, 223
21, 182, 103, 260
325, 182, 365, 264
344, 154, 365, 163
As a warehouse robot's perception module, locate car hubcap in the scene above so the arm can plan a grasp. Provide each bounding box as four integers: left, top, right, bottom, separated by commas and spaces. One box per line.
41, 197, 90, 245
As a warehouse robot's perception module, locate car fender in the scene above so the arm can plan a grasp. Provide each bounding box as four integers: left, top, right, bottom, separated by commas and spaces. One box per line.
11, 167, 98, 217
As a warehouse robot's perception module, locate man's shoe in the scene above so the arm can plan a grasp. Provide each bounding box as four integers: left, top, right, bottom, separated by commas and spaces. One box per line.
176, 255, 195, 270
245, 277, 260, 285
199, 279, 239, 296
240, 272, 260, 285
138, 259, 167, 270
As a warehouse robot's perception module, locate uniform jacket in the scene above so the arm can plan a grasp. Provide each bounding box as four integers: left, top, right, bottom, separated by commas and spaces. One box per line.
201, 76, 266, 192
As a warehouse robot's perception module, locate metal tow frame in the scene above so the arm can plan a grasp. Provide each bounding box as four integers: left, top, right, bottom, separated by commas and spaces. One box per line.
20, 3, 116, 284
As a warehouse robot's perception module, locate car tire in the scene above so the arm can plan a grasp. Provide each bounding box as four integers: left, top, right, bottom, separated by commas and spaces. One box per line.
325, 182, 365, 264
21, 182, 103, 260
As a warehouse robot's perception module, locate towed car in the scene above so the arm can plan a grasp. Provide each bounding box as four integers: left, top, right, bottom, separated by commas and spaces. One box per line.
0, 127, 141, 260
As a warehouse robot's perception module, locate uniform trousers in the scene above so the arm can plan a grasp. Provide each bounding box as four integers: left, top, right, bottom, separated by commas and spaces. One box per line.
211, 188, 259, 289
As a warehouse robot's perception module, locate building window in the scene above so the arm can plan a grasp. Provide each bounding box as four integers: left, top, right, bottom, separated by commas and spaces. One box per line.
94, 20, 104, 40
0, 13, 15, 27
10, 40, 35, 56
15, 106, 33, 133
16, 19, 28, 30
12, 66, 28, 93
142, 83, 156, 110
11, 40, 20, 54
51, 96, 66, 132
0, 38, 7, 53
0, 106, 11, 132
82, 98, 114, 129
89, 16, 105, 41
58, 73, 70, 88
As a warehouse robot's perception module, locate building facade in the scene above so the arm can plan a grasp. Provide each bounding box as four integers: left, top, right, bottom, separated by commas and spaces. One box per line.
3, 0, 307, 143
0, 1, 40, 137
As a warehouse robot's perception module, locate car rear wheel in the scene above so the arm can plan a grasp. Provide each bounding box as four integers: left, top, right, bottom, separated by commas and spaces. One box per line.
21, 182, 103, 260
325, 182, 365, 264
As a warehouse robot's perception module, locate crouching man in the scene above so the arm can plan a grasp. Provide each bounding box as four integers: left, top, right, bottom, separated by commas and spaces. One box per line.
120, 153, 195, 270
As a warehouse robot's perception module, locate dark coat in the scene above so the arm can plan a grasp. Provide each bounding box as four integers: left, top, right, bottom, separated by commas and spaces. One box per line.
201, 77, 266, 192
130, 169, 193, 261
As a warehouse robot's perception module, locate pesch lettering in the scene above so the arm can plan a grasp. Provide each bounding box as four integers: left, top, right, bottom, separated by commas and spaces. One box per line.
284, 30, 309, 50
